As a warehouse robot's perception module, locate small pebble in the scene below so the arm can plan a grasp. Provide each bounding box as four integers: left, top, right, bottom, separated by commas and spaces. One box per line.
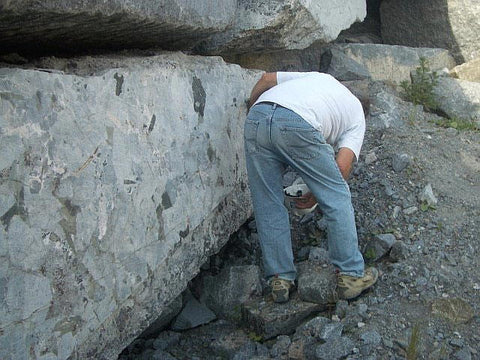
403, 206, 418, 215
365, 152, 378, 165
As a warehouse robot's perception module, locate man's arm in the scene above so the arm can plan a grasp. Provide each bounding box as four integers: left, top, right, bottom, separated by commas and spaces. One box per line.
248, 72, 277, 109
336, 147, 356, 180
295, 148, 355, 209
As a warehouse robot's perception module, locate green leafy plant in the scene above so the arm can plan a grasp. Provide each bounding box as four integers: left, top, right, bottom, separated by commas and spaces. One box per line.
401, 58, 479, 132
364, 247, 377, 261
231, 305, 243, 323
248, 331, 263, 342
420, 201, 436, 212
400, 57, 439, 111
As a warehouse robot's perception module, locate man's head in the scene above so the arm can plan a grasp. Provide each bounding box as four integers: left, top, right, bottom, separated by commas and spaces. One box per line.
341, 80, 370, 117
359, 97, 370, 117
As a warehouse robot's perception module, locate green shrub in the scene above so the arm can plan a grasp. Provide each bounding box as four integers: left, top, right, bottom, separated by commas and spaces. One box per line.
400, 57, 439, 111
432, 116, 480, 131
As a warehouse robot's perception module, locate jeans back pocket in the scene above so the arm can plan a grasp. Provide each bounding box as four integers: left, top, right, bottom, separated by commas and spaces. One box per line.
280, 127, 326, 160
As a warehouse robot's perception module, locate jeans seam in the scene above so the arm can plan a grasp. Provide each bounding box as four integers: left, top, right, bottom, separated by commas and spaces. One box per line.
244, 120, 260, 154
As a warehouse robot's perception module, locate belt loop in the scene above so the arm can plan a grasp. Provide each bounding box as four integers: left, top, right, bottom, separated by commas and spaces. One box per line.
272, 103, 277, 110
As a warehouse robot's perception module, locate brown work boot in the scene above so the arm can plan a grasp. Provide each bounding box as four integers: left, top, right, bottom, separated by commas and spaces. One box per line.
337, 267, 379, 300
270, 278, 294, 303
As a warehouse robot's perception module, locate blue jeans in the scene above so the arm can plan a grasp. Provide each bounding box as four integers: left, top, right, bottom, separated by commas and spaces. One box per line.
244, 102, 365, 281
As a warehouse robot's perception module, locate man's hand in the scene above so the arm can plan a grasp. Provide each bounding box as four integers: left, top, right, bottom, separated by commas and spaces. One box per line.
248, 72, 277, 110
293, 192, 317, 209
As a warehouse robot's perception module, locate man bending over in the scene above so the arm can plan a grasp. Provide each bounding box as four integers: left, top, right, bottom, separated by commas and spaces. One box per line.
244, 72, 378, 303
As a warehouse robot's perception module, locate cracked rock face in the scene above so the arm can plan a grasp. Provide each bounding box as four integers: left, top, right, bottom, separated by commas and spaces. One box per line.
0, 0, 366, 56
0, 52, 259, 360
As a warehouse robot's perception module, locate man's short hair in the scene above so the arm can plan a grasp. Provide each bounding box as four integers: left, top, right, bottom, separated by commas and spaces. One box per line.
359, 97, 370, 117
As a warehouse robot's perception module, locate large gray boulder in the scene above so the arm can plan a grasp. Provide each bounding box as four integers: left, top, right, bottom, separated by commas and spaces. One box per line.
0, 0, 237, 55
201, 265, 262, 320
199, 0, 367, 55
0, 0, 367, 57
433, 77, 480, 125
323, 44, 455, 83
380, 0, 480, 63
0, 52, 259, 360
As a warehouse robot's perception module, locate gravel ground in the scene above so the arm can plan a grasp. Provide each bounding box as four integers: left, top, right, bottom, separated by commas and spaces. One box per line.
119, 101, 480, 359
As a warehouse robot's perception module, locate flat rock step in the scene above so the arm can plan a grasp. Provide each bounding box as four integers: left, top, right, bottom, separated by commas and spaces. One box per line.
241, 295, 330, 340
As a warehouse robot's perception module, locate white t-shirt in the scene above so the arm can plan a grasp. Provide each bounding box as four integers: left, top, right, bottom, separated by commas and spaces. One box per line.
254, 72, 365, 160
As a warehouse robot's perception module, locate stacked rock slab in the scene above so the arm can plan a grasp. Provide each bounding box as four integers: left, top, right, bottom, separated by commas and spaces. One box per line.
0, 0, 367, 56
0, 52, 259, 360
0, 0, 237, 55
197, 0, 367, 55
323, 44, 456, 83
380, 0, 480, 63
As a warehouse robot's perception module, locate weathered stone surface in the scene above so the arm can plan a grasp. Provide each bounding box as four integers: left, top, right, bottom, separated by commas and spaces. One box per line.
199, 0, 367, 55
296, 262, 338, 305
380, 0, 480, 63
0, 0, 237, 55
433, 77, 480, 125
201, 265, 262, 320
270, 335, 291, 358
222, 41, 326, 72
323, 44, 455, 83
152, 331, 181, 351
315, 336, 355, 360
321, 47, 370, 81
364, 234, 396, 262
308, 246, 330, 264
420, 184, 438, 207
389, 240, 409, 262
169, 320, 257, 360
431, 298, 475, 324
288, 316, 332, 359
294, 315, 331, 340
241, 297, 323, 339
359, 330, 382, 356
171, 292, 216, 331
392, 153, 411, 173
368, 82, 420, 129
0, 0, 366, 57
139, 295, 182, 339
450, 58, 480, 83
0, 52, 259, 360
